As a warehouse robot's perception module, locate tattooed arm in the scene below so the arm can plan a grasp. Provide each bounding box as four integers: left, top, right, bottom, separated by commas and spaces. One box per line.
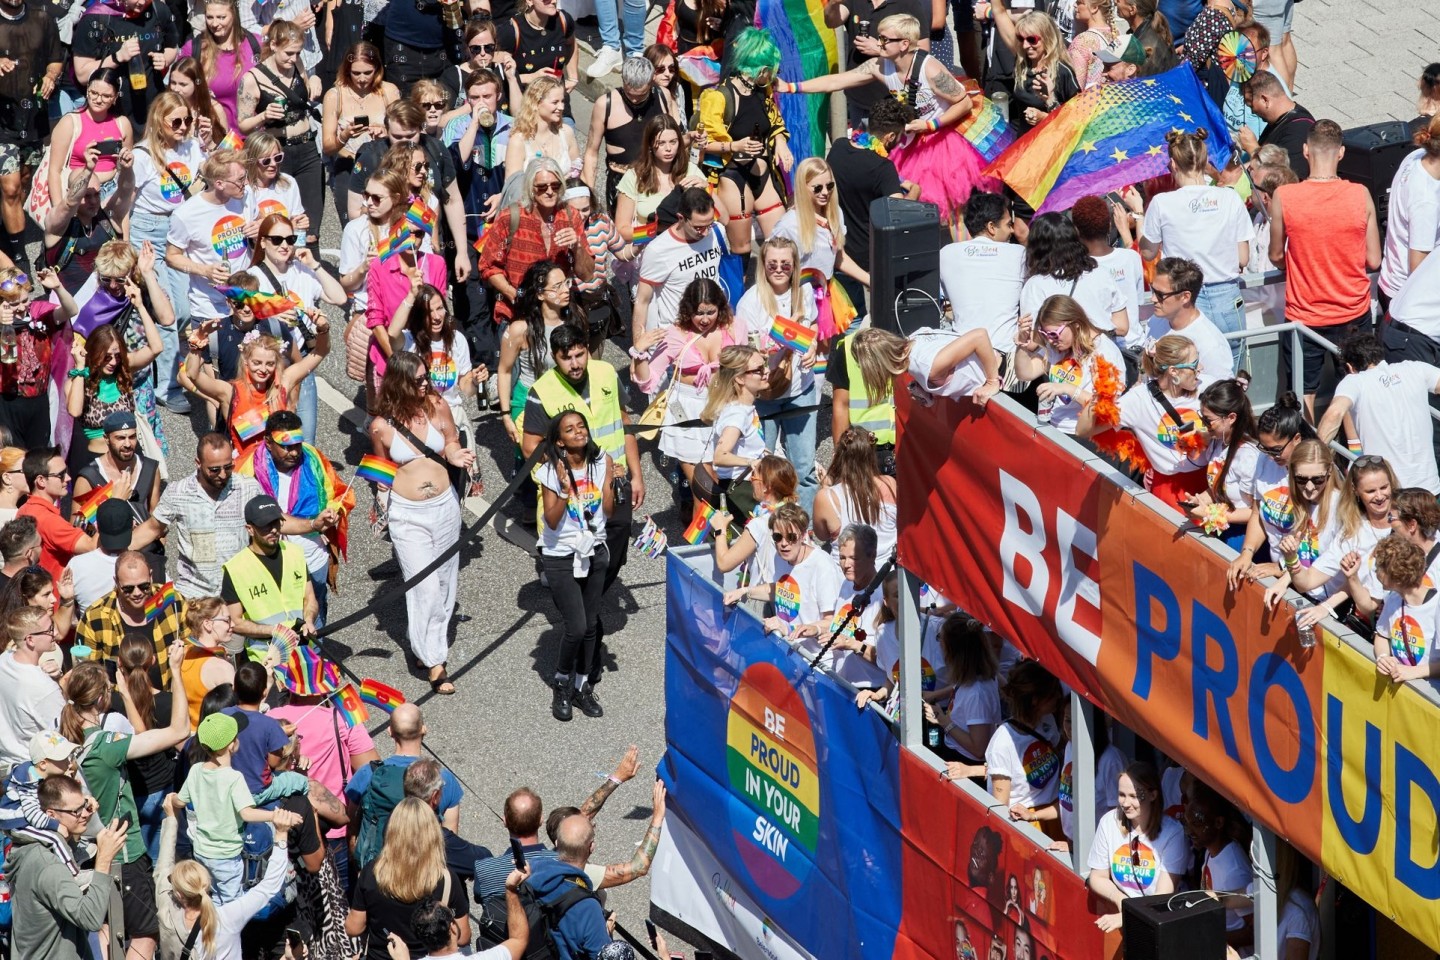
924, 60, 975, 128
579, 744, 640, 819
310, 777, 350, 828
598, 780, 666, 890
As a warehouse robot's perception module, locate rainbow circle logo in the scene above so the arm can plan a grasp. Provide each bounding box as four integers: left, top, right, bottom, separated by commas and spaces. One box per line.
725, 662, 819, 899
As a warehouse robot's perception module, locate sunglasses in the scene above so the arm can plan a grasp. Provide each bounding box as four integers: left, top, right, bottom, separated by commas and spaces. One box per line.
362, 192, 388, 205
1257, 436, 1293, 456
878, 35, 903, 45
533, 181, 560, 194
1020, 33, 1043, 44
1165, 360, 1200, 371
654, 63, 675, 73
1039, 327, 1063, 342
772, 530, 799, 544
420, 100, 446, 110
412, 160, 428, 173
203, 463, 234, 475
809, 180, 835, 194
1353, 454, 1388, 470
764, 261, 793, 272
264, 234, 298, 246
1151, 288, 1184, 302
98, 274, 127, 287
0, 273, 29, 292
258, 152, 285, 167
167, 115, 193, 130
1294, 474, 1327, 488
469, 43, 496, 54
118, 581, 153, 596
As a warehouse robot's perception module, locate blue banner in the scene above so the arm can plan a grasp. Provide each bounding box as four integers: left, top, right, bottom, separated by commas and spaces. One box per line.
660, 557, 904, 959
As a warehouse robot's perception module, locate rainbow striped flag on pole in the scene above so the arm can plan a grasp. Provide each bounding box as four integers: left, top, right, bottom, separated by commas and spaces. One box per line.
335, 683, 370, 728
215, 286, 297, 320
682, 502, 716, 545
356, 455, 399, 486
232, 407, 268, 443
359, 678, 406, 712
74, 481, 114, 524
378, 222, 418, 262
769, 315, 816, 354
144, 582, 180, 623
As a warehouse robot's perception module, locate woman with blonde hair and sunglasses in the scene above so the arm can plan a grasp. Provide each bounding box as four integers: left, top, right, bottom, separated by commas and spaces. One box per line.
700, 345, 770, 513
988, 7, 1080, 133
167, 57, 228, 148
155, 791, 299, 960
850, 324, 1003, 412
242, 133, 310, 241
127, 94, 204, 336
1012, 294, 1126, 436
771, 157, 864, 341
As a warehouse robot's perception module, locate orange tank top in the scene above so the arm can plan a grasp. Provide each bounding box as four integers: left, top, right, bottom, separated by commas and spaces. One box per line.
1277, 179, 1372, 327
228, 377, 291, 455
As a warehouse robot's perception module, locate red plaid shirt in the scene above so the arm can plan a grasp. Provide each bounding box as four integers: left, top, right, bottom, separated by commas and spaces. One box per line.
480, 205, 584, 323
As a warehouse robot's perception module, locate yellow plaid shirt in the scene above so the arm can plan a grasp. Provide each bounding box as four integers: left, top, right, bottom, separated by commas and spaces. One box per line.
76, 591, 188, 685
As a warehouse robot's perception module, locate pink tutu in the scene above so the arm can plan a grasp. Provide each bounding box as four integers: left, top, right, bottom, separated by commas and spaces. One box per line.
890, 127, 1001, 221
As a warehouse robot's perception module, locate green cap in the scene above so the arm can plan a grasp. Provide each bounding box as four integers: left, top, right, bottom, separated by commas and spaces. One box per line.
197, 712, 240, 752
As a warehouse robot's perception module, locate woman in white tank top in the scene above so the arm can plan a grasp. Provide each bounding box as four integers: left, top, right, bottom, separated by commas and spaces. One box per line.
813, 426, 899, 559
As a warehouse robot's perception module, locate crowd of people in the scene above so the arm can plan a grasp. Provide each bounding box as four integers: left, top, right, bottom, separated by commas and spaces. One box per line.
0, 0, 1430, 950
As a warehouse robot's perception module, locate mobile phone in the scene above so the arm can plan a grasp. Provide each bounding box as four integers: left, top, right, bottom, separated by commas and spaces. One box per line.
509, 837, 527, 871
352, 114, 370, 127
645, 920, 659, 948
117, 812, 133, 831
96, 139, 122, 157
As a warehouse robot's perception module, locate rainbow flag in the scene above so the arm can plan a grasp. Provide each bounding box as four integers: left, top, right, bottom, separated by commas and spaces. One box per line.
957, 94, 1017, 164
232, 407, 268, 443
762, 0, 838, 160
275, 646, 339, 693
216, 129, 245, 152
769, 314, 816, 354
406, 200, 437, 234
632, 516, 668, 559
471, 222, 489, 259
378, 222, 418, 263
682, 502, 716, 545
985, 64, 1232, 214
359, 677, 406, 712
356, 454, 399, 486
215, 286, 296, 320
632, 220, 658, 248
144, 582, 180, 623
335, 682, 369, 728
74, 481, 114, 524
677, 46, 722, 89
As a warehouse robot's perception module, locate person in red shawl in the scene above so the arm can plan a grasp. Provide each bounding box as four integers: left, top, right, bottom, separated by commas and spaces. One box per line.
233, 410, 354, 628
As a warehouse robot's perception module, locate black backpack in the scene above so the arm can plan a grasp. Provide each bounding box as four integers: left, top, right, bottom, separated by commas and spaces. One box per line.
476, 877, 598, 960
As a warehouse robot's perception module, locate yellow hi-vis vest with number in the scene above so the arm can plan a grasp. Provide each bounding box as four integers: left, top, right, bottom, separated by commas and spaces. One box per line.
222, 542, 307, 627
530, 359, 628, 469
843, 338, 896, 444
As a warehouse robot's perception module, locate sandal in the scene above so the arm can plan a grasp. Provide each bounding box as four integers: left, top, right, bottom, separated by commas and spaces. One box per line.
429, 666, 456, 696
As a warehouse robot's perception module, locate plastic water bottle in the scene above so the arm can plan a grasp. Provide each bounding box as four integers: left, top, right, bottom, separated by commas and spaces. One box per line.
1295, 608, 1317, 649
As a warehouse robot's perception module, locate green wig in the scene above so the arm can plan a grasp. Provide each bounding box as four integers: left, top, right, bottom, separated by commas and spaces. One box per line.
729, 27, 782, 86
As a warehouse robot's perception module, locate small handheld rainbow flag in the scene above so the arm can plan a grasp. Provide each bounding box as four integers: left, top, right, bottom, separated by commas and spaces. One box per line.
356, 454, 399, 486
632, 220, 658, 248
232, 407, 268, 443
632, 516, 668, 559
215, 286, 296, 321
378, 223, 418, 263
144, 582, 180, 623
74, 481, 114, 524
334, 682, 369, 728
406, 200, 437, 234
216, 129, 245, 152
471, 222, 489, 258
682, 502, 716, 545
359, 678, 406, 712
769, 315, 816, 354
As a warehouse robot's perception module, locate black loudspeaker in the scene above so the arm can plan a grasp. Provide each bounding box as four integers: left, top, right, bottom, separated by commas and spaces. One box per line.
868, 197, 942, 336
1338, 120, 1416, 237
1120, 892, 1227, 960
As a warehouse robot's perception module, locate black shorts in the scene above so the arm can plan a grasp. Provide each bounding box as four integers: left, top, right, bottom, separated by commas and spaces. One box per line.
1278, 313, 1372, 393
719, 160, 772, 202
121, 856, 160, 938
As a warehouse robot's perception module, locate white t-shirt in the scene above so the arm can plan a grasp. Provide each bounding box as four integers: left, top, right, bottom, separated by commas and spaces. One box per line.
771, 208, 840, 280
985, 715, 1062, 810
1274, 889, 1320, 960
737, 285, 819, 400
1379, 149, 1440, 297
1094, 248, 1146, 348
945, 678, 1001, 759
909, 328, 988, 400
1144, 311, 1235, 379
1375, 588, 1440, 669
834, 579, 885, 642
1201, 840, 1254, 931
1309, 520, 1386, 602
404, 332, 474, 417
1205, 440, 1262, 511
535, 458, 607, 557
274, 469, 330, 577
875, 612, 945, 695
706, 403, 766, 480
1247, 454, 1306, 557
1059, 741, 1076, 842
253, 261, 325, 312
0, 651, 65, 774
1333, 361, 1440, 493
742, 512, 778, 584
1141, 184, 1252, 283
1021, 270, 1127, 334
1086, 810, 1192, 898
638, 225, 723, 331
1117, 381, 1208, 476
770, 546, 844, 628
245, 175, 307, 225
167, 194, 252, 319
68, 550, 121, 614
132, 139, 207, 216
1040, 336, 1125, 434
940, 237, 1026, 353
1389, 243, 1440, 338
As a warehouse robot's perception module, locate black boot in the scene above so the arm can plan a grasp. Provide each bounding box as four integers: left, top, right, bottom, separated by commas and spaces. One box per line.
552, 676, 574, 721
572, 680, 603, 718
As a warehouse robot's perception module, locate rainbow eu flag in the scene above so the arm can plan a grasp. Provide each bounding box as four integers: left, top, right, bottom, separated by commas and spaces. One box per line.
144, 582, 180, 623
769, 314, 816, 354
356, 454, 399, 486
984, 64, 1233, 214
682, 502, 716, 545
335, 682, 369, 728
74, 481, 114, 524
232, 407, 268, 443
359, 677, 406, 712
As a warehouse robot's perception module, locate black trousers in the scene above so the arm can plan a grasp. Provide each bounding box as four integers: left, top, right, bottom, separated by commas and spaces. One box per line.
543, 542, 610, 679
282, 141, 326, 245
384, 38, 450, 98
0, 392, 50, 448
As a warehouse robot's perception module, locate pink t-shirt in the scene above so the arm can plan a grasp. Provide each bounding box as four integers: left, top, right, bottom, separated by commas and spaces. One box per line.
267, 703, 376, 840
364, 252, 450, 378
178, 36, 259, 132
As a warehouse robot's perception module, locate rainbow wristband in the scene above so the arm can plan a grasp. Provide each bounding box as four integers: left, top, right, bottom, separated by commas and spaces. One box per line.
1347, 439, 1362, 452
926, 119, 939, 133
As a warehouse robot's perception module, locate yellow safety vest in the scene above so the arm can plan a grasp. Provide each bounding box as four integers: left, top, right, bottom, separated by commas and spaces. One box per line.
842, 338, 896, 444
222, 543, 308, 627
530, 360, 628, 469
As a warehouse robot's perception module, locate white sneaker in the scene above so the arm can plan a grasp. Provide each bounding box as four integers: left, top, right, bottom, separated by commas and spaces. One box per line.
586, 46, 623, 79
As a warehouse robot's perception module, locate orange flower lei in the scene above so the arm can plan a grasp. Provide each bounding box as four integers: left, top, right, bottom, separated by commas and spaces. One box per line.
1087, 357, 1152, 474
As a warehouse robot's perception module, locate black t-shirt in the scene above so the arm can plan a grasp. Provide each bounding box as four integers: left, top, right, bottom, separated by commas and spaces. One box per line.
220, 548, 287, 607
827, 138, 903, 271
72, 1, 180, 125
839, 0, 929, 117
381, 0, 445, 50
1009, 60, 1081, 135
1260, 105, 1316, 180
828, 336, 852, 391
352, 864, 469, 960
125, 689, 175, 795
0, 6, 63, 144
